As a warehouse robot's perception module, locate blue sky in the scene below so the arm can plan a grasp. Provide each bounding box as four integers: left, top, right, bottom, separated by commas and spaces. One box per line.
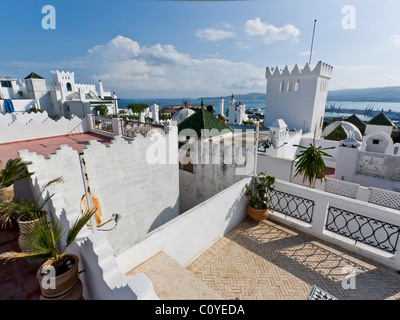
2, 0, 400, 98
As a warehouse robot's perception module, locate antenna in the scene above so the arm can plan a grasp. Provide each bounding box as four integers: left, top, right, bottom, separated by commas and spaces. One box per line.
308, 19, 317, 65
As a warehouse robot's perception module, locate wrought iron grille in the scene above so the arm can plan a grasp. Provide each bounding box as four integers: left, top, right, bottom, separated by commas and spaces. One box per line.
325, 206, 400, 254
267, 189, 315, 224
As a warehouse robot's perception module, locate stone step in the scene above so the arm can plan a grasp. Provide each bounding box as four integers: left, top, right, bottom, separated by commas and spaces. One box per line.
125, 250, 224, 300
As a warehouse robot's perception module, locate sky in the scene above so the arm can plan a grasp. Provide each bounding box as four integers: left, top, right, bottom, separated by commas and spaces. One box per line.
2, 0, 400, 98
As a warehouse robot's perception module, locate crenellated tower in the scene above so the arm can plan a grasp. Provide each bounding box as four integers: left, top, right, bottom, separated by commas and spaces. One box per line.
263, 61, 333, 133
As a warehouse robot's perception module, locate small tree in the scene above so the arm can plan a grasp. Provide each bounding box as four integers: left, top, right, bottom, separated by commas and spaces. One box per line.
126, 103, 148, 114
293, 130, 334, 185
94, 104, 108, 117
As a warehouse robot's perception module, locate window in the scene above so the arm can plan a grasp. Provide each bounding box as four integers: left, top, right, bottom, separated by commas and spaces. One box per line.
295, 80, 300, 91
280, 80, 285, 92
0, 80, 12, 88
287, 80, 292, 92
66, 82, 72, 91
372, 139, 380, 145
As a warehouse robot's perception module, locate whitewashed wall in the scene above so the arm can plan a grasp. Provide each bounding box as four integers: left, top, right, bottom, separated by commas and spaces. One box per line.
82, 132, 179, 255
17, 155, 158, 300
0, 112, 89, 144
0, 99, 35, 113
19, 127, 179, 256
117, 176, 252, 273
257, 154, 293, 181
179, 140, 254, 213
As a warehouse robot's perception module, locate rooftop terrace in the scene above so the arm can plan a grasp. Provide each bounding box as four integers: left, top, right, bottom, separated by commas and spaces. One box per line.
0, 133, 112, 168
3, 215, 400, 300
127, 217, 400, 300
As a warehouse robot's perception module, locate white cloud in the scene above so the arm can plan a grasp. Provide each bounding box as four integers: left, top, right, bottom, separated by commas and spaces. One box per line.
83, 35, 265, 97
237, 42, 250, 50
196, 28, 235, 41
298, 50, 313, 57
389, 34, 400, 48
328, 65, 400, 90
244, 17, 300, 44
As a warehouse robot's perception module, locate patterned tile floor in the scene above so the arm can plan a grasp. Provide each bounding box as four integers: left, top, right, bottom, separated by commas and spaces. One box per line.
187, 217, 400, 300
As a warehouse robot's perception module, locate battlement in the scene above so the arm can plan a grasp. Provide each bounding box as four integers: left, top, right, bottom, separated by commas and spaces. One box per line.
50, 70, 75, 77
266, 61, 333, 79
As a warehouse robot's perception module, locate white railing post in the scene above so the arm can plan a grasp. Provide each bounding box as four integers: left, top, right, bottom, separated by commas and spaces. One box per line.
310, 194, 330, 238
112, 117, 122, 136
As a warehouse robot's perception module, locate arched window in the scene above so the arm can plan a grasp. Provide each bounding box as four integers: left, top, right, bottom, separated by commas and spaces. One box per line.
295, 80, 300, 91
66, 82, 72, 91
287, 80, 292, 92
280, 80, 285, 92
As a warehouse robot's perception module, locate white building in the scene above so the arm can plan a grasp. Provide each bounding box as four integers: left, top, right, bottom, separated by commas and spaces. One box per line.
264, 61, 333, 133
227, 94, 248, 125
0, 71, 116, 119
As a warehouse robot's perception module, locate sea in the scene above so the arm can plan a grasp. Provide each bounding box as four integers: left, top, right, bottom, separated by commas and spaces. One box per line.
118, 98, 400, 124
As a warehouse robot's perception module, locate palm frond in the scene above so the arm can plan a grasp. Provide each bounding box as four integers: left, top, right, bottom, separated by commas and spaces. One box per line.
17, 215, 63, 262
0, 158, 33, 189
35, 176, 64, 205
293, 143, 334, 185
65, 208, 97, 251
0, 250, 50, 263
0, 201, 21, 229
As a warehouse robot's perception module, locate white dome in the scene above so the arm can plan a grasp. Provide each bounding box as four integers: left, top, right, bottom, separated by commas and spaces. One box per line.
172, 108, 195, 125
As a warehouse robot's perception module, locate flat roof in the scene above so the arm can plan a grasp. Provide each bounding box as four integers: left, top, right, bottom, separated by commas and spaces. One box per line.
0, 132, 112, 169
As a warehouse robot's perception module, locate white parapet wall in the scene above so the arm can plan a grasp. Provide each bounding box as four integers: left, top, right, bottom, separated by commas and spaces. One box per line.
267, 179, 400, 270
0, 99, 36, 113
18, 156, 158, 300
18, 127, 180, 256
116, 176, 252, 273
0, 112, 89, 144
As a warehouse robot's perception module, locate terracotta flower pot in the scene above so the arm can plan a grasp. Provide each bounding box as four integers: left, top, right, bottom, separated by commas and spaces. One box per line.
37, 254, 83, 300
248, 205, 269, 222
0, 185, 14, 202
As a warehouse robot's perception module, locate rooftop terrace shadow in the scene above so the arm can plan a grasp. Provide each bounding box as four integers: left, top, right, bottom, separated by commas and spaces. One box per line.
231, 218, 400, 300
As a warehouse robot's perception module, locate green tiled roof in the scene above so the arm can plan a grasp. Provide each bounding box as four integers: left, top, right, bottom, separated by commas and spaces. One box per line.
24, 72, 44, 80
367, 111, 394, 126
178, 107, 232, 138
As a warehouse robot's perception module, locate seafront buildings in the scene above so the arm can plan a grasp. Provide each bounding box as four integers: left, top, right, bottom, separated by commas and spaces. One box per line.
2, 61, 400, 300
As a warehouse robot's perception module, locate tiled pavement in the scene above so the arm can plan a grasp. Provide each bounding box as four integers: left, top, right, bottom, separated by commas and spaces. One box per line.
0, 226, 41, 300
187, 217, 400, 300
127, 251, 224, 300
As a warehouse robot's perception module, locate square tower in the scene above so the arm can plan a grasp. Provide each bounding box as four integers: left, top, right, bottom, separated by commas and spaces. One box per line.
263, 61, 333, 133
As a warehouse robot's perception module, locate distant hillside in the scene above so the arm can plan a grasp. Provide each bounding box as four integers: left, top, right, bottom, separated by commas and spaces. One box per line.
327, 87, 400, 102
199, 87, 400, 102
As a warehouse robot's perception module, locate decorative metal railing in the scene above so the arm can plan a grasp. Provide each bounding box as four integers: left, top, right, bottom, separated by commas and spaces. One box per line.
267, 189, 315, 224
121, 120, 164, 138
93, 116, 113, 133
325, 206, 400, 254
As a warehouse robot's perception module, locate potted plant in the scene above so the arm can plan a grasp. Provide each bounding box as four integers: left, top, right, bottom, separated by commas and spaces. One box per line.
0, 208, 97, 300
0, 177, 63, 231
293, 140, 334, 186
245, 172, 275, 222
0, 158, 33, 202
